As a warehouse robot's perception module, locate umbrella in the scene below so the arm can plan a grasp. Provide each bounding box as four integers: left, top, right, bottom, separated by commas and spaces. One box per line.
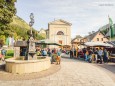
36, 39, 62, 46
84, 42, 113, 47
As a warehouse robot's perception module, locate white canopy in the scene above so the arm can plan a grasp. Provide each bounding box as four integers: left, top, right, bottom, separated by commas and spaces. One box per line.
36, 39, 62, 46
39, 39, 54, 44
84, 42, 113, 47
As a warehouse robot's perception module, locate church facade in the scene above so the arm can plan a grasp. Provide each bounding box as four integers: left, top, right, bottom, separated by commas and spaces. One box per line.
46, 19, 72, 49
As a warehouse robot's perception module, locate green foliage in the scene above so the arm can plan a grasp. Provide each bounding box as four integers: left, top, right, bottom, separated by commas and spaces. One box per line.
0, 35, 5, 44
0, 40, 4, 47
0, 0, 16, 25
5, 56, 12, 59
39, 33, 46, 39
0, 0, 40, 42
37, 34, 45, 40
4, 50, 14, 59
0, 0, 16, 42
6, 50, 14, 56
0, 30, 4, 34
11, 16, 30, 30
9, 16, 41, 41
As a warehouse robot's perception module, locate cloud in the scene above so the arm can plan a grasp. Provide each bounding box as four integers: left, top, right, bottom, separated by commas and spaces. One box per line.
16, 0, 115, 38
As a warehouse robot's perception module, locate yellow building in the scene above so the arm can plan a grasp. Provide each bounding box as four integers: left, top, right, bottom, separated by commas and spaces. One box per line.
47, 19, 72, 49
38, 28, 46, 39
71, 35, 83, 49
81, 31, 109, 43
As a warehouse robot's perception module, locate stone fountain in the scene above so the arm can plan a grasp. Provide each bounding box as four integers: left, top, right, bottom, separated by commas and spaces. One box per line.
5, 13, 51, 74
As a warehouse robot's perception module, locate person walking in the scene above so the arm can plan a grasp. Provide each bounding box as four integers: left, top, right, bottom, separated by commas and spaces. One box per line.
74, 48, 76, 58
97, 48, 103, 64
85, 49, 89, 61
42, 49, 47, 56
70, 49, 73, 59
1, 48, 7, 61
103, 49, 108, 63
47, 49, 51, 57
87, 48, 93, 63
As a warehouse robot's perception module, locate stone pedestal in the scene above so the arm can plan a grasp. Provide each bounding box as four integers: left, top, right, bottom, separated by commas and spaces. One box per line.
28, 36, 37, 60
14, 47, 20, 58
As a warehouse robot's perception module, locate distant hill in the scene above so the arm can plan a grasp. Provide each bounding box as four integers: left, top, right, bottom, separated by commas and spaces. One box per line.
9, 16, 39, 40
10, 16, 30, 30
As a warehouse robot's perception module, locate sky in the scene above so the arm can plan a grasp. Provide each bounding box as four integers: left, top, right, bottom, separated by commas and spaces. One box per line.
15, 0, 115, 38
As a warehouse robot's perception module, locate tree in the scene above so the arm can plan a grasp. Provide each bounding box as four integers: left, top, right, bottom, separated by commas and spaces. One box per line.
0, 35, 5, 45
0, 0, 16, 36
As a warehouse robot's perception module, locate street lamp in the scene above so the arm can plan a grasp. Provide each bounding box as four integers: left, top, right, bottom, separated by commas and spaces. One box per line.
26, 13, 36, 60
29, 13, 34, 36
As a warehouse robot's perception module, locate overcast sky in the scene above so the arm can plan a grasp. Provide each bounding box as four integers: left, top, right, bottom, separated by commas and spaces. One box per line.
15, 0, 115, 38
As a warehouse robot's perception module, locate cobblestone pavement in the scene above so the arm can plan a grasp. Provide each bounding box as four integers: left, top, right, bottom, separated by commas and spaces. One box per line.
0, 58, 115, 86
0, 63, 60, 81
93, 63, 115, 82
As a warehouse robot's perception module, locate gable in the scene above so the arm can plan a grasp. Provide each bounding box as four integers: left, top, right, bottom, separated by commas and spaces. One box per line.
92, 32, 108, 41
85, 31, 105, 41
93, 32, 104, 39
49, 19, 71, 26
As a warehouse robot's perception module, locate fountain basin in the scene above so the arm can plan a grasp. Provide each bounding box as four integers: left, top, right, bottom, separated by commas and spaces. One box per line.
5, 57, 51, 74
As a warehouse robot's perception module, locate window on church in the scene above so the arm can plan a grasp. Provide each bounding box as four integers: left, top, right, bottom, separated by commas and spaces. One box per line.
57, 31, 64, 35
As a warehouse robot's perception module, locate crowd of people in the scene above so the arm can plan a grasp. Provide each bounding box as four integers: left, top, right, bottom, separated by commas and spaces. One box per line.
69, 47, 110, 64
0, 46, 112, 64
36, 46, 111, 64
36, 48, 62, 64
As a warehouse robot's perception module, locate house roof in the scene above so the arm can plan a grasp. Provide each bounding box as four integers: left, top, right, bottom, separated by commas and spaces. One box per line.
45, 29, 48, 31
99, 24, 115, 37
48, 19, 72, 26
83, 30, 104, 41
71, 35, 82, 42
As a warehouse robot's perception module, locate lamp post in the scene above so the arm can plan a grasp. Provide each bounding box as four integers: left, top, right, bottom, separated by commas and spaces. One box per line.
26, 13, 36, 60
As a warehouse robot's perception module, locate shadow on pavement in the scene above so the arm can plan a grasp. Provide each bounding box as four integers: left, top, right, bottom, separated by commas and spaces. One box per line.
97, 63, 115, 74
0, 63, 5, 70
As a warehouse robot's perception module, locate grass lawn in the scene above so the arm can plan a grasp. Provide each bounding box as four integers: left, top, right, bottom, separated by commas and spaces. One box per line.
5, 50, 14, 59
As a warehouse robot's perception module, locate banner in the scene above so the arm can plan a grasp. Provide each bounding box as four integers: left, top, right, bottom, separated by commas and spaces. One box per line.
109, 16, 114, 38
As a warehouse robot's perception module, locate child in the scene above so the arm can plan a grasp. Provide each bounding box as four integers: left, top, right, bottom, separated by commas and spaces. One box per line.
1, 48, 6, 61
0, 53, 5, 61
56, 50, 61, 65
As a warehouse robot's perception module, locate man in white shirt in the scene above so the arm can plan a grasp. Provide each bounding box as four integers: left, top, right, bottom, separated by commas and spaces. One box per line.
98, 48, 103, 64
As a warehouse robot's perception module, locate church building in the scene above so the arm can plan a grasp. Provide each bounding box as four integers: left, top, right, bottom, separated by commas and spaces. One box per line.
46, 19, 72, 49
